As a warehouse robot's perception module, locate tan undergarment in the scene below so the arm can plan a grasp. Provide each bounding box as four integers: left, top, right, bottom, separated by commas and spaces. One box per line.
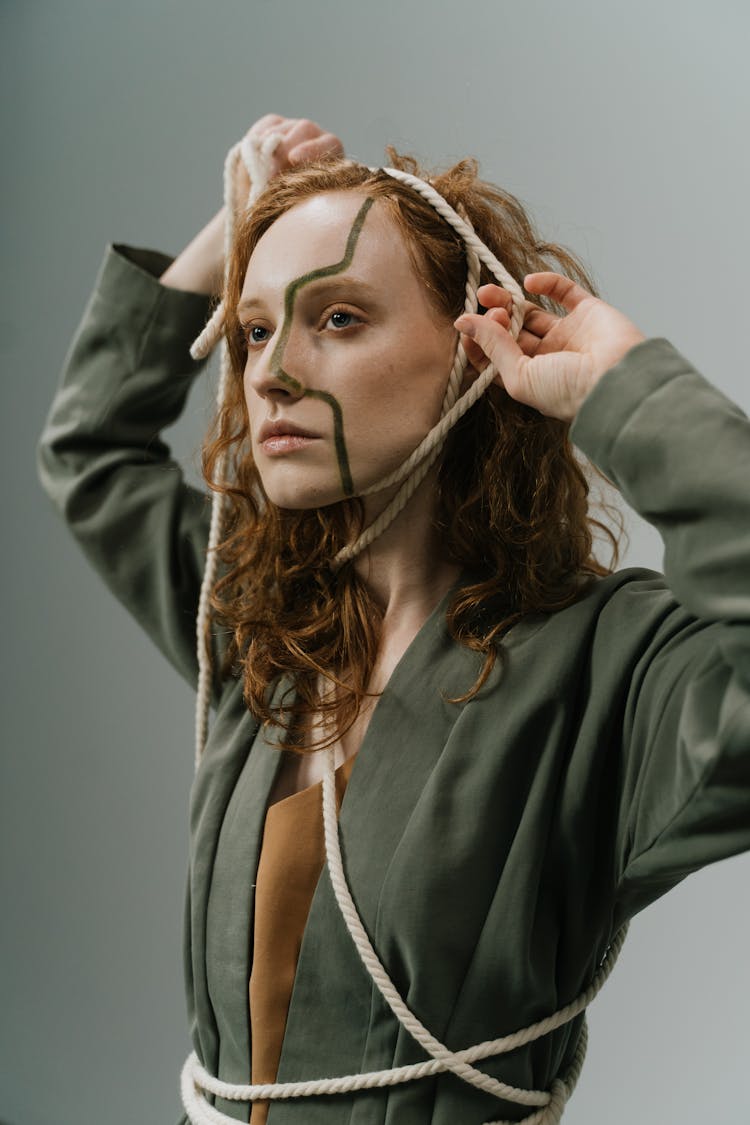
248, 754, 356, 1125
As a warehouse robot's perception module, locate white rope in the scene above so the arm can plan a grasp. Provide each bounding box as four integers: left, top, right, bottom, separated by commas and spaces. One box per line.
183, 142, 627, 1125
178, 743, 628, 1122
192, 131, 281, 769
377, 168, 527, 339
330, 209, 485, 567
330, 178, 532, 568
190, 143, 531, 761
190, 132, 281, 363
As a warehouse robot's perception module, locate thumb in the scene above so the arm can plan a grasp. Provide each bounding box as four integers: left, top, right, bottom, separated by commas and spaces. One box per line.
454, 312, 523, 380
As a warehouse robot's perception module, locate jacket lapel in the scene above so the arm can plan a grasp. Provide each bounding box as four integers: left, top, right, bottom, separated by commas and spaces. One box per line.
272, 586, 483, 1120
188, 676, 282, 1115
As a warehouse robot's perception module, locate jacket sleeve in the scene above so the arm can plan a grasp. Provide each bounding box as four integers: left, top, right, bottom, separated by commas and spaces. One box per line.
37, 243, 222, 699
569, 338, 750, 924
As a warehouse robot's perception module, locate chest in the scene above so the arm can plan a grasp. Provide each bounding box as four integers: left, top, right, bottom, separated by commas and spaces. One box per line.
188, 595, 634, 1114
266, 629, 415, 804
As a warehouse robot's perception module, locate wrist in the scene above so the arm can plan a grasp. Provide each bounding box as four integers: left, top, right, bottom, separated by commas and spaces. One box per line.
159, 206, 227, 297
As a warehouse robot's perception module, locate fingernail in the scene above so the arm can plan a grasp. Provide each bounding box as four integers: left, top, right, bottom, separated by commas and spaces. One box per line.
454, 317, 476, 338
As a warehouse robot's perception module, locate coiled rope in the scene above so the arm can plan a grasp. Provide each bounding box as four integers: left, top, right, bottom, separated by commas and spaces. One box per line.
191, 130, 281, 767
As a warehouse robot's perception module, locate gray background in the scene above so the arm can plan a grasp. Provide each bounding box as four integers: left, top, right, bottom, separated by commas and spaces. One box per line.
2, 1, 749, 1122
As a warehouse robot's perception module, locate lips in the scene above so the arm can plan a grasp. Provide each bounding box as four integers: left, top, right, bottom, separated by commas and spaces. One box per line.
258, 418, 320, 443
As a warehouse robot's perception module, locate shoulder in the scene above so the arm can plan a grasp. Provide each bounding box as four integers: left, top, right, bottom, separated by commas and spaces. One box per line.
485, 564, 706, 716
498, 566, 682, 656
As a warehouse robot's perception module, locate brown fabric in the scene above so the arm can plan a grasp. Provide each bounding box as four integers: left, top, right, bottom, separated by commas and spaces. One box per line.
249, 755, 356, 1125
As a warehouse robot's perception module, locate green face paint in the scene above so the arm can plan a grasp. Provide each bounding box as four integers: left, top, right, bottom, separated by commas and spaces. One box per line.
269, 196, 375, 498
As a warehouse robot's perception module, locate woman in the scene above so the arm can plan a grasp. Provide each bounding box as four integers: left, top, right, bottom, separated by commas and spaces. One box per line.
38, 115, 750, 1124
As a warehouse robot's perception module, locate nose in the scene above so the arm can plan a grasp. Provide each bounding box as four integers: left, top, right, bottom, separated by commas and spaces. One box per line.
245, 322, 311, 403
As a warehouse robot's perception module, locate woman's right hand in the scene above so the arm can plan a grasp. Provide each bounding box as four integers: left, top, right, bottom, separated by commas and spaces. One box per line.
160, 114, 344, 297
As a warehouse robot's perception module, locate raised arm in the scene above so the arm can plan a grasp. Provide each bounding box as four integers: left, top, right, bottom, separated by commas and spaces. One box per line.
459, 276, 750, 919
569, 338, 750, 925
37, 243, 217, 693
160, 114, 345, 296
37, 115, 345, 700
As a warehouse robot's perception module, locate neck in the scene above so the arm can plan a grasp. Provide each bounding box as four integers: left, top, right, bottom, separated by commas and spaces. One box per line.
352, 470, 461, 631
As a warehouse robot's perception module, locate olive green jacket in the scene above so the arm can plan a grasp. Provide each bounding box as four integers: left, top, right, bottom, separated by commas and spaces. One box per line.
38, 245, 750, 1124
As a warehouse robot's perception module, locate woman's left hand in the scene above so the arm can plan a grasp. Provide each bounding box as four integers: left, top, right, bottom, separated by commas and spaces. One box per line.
455, 273, 646, 422
236, 114, 345, 202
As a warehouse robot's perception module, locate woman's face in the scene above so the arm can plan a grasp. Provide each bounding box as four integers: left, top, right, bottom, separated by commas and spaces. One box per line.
238, 191, 457, 509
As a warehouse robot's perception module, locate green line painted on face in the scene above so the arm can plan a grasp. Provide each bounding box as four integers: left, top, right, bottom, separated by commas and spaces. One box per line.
269, 195, 375, 498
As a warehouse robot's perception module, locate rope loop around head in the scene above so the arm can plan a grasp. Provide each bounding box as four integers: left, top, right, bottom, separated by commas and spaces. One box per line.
329, 169, 533, 568
180, 137, 624, 1125
441, 204, 479, 416
378, 165, 527, 340
190, 143, 533, 761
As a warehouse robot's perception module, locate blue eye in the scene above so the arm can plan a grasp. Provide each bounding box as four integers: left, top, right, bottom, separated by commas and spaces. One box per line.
247, 325, 269, 345
327, 310, 357, 329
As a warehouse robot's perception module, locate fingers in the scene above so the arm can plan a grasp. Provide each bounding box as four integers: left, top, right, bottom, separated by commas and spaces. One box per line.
247, 116, 345, 176
454, 309, 523, 385
474, 283, 557, 336
248, 113, 286, 137
460, 306, 509, 371
517, 326, 548, 355
476, 283, 512, 312
469, 285, 559, 353
288, 131, 344, 164
270, 119, 320, 172
524, 272, 594, 313
523, 306, 558, 338
461, 335, 490, 373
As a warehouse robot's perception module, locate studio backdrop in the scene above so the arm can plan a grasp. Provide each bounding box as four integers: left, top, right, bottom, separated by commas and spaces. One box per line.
2, 2, 749, 1123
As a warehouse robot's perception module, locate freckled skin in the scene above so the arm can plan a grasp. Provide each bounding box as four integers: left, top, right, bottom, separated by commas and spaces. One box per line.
269, 196, 375, 497
244, 193, 456, 513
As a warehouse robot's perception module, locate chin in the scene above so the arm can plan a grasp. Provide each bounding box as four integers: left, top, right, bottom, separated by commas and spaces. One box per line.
261, 479, 348, 511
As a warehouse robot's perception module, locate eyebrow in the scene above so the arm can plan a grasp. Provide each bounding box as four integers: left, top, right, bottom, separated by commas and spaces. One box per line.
236, 274, 379, 315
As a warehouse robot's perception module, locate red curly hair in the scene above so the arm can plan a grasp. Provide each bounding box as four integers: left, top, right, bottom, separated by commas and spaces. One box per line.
202, 151, 622, 751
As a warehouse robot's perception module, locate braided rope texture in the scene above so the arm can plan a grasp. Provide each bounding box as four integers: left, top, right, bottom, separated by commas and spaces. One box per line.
181, 138, 628, 1125
178, 751, 629, 1120
329, 170, 532, 567
191, 134, 280, 770
179, 747, 628, 1124
190, 142, 532, 763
